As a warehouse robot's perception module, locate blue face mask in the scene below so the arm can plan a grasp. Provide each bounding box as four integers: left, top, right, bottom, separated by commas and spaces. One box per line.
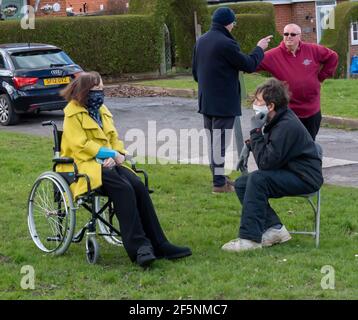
86, 90, 105, 128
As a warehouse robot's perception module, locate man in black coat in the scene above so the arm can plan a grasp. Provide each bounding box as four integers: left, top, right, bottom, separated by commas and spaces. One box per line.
192, 7, 272, 193
222, 78, 323, 252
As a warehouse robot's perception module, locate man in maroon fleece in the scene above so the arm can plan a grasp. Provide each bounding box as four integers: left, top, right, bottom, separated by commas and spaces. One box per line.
257, 23, 338, 140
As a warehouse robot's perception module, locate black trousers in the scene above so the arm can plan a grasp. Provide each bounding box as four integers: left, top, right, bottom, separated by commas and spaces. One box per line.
203, 115, 235, 187
235, 169, 317, 243
101, 166, 167, 261
299, 111, 322, 141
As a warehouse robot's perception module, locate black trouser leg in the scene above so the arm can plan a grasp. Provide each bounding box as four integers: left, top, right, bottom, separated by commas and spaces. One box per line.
203, 115, 235, 187
101, 167, 166, 261
299, 111, 322, 141
117, 166, 168, 249
235, 170, 317, 243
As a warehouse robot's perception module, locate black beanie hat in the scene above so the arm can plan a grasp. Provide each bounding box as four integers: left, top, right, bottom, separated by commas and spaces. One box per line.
212, 7, 236, 26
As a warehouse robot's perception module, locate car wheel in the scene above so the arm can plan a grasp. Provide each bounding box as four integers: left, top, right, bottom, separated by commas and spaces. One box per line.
0, 94, 19, 126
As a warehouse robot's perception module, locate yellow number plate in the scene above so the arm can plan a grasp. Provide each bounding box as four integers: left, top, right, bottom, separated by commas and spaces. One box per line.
44, 77, 71, 86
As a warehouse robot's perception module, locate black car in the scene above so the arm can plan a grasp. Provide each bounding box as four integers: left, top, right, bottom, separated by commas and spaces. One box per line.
0, 43, 83, 125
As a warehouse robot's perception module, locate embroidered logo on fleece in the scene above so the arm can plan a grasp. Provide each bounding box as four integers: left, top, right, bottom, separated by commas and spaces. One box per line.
302, 59, 312, 66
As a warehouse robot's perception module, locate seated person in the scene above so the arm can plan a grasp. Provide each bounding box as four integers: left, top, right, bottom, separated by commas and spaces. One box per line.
222, 78, 323, 252
57, 71, 192, 267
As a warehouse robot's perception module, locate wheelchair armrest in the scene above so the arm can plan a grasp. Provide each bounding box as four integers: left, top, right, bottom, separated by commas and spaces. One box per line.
125, 154, 136, 171
53, 157, 74, 164
125, 154, 154, 194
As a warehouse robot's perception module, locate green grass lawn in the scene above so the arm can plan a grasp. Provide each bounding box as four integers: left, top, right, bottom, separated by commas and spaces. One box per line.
1, 131, 358, 299
136, 74, 358, 119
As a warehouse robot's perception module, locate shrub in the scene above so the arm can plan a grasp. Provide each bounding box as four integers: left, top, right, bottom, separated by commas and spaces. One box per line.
206, 2, 281, 54
320, 1, 358, 78
0, 15, 163, 75
106, 0, 129, 15
129, 0, 209, 68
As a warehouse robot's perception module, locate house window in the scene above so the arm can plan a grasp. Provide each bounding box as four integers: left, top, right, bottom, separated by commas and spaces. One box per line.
352, 22, 358, 46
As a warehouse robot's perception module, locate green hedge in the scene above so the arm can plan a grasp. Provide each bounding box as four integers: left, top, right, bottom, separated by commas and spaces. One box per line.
0, 15, 163, 75
171, 0, 209, 68
206, 2, 281, 54
128, 0, 158, 15
129, 0, 209, 68
320, 1, 358, 78
208, 2, 274, 15
129, 1, 279, 69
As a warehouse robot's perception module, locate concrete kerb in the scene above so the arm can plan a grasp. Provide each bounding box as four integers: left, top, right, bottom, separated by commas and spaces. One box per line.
321, 115, 358, 130
104, 83, 358, 129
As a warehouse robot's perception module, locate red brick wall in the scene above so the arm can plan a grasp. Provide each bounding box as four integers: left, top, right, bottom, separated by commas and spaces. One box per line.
274, 1, 350, 45
292, 2, 317, 43
27, 0, 110, 16
274, 4, 292, 35
67, 0, 109, 14
274, 2, 317, 43
28, 0, 67, 17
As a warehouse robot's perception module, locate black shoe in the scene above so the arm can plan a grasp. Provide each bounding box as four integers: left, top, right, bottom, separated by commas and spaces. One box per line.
156, 242, 192, 260
136, 245, 156, 268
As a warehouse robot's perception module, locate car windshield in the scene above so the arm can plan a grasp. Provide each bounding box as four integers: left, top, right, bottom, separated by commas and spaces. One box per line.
10, 49, 74, 69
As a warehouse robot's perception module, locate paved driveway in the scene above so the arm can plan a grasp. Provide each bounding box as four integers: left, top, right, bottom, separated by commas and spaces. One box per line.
1, 96, 357, 187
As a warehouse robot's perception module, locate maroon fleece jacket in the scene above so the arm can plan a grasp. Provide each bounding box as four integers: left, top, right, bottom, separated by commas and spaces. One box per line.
257, 41, 338, 118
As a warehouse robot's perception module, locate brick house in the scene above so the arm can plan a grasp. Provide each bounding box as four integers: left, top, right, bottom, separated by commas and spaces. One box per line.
0, 0, 127, 18
267, 0, 358, 59
1, 0, 357, 63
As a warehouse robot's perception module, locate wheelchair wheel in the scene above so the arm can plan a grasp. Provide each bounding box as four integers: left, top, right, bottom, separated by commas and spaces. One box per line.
28, 171, 76, 255
96, 196, 123, 246
86, 235, 99, 264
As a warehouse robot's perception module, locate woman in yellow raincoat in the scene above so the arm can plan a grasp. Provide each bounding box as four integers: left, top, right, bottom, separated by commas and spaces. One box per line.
58, 71, 191, 267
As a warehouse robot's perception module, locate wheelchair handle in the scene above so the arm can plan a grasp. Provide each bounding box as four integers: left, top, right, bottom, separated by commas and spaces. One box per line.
42, 121, 60, 157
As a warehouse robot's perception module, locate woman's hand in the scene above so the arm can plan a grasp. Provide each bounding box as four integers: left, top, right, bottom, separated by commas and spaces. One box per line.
103, 158, 116, 168
114, 153, 125, 166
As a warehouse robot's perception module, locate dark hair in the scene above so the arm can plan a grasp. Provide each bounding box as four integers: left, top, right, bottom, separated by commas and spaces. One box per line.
60, 71, 101, 105
254, 78, 290, 110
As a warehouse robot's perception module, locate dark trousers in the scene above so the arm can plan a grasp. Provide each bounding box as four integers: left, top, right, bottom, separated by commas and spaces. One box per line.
203, 115, 235, 187
101, 166, 167, 261
299, 111, 322, 141
235, 169, 317, 243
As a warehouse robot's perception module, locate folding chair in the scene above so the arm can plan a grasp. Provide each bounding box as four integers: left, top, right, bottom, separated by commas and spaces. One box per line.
289, 190, 321, 248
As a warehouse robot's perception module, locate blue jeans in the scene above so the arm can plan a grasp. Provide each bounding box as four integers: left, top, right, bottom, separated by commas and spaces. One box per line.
235, 169, 317, 243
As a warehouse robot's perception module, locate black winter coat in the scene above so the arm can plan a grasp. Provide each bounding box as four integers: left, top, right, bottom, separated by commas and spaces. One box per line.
192, 23, 264, 117
250, 108, 323, 191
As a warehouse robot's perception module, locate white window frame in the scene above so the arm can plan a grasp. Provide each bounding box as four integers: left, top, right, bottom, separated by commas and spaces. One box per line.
352, 22, 358, 46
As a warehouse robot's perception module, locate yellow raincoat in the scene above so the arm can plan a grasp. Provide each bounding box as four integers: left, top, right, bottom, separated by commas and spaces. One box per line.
56, 100, 127, 199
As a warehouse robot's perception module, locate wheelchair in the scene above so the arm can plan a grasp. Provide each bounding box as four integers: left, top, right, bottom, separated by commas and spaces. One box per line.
27, 121, 152, 264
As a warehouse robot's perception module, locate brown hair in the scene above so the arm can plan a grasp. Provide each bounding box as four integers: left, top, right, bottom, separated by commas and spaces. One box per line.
60, 71, 101, 105
254, 78, 290, 110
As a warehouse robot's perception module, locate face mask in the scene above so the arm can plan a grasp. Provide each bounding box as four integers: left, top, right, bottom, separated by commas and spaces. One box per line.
86, 90, 104, 110
253, 104, 269, 115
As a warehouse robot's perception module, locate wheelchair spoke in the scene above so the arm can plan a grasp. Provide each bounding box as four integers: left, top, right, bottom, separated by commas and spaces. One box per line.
28, 173, 75, 253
